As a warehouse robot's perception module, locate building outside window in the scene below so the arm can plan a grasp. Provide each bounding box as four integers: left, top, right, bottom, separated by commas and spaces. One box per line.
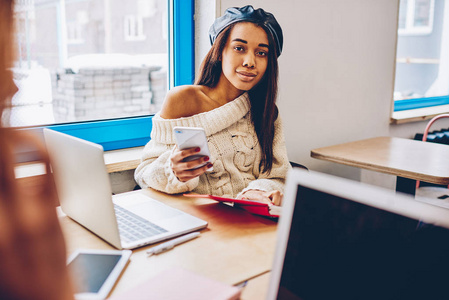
394, 0, 449, 111
67, 11, 88, 44
124, 15, 146, 41
67, 20, 84, 44
398, 0, 435, 35
4, 0, 168, 128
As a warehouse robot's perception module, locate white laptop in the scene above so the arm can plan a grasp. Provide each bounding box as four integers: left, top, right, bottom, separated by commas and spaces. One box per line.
43, 129, 207, 250
267, 169, 449, 300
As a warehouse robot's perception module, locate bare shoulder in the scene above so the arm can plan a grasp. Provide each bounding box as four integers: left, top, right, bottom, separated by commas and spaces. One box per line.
160, 85, 208, 119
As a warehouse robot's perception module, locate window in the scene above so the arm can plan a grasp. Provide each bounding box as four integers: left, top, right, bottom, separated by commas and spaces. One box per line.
67, 11, 87, 44
5, 0, 194, 151
398, 0, 435, 35
67, 21, 84, 44
124, 15, 146, 41
394, 0, 449, 111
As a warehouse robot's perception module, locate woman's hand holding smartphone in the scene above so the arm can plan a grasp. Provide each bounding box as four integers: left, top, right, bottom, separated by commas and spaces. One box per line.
171, 127, 213, 182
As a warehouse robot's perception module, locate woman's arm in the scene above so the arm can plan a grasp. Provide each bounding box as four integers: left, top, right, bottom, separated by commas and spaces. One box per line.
135, 86, 214, 193
237, 116, 292, 204
134, 139, 201, 194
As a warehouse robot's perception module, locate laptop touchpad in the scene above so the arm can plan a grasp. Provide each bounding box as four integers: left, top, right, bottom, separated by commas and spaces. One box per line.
127, 202, 182, 222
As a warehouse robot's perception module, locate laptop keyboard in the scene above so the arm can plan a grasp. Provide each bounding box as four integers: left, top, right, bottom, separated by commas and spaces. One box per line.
114, 204, 168, 243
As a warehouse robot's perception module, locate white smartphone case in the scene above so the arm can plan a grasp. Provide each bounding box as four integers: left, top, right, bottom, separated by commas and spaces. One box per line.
173, 126, 212, 170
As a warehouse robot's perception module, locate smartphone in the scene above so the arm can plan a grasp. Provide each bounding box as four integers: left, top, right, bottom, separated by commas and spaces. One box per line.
67, 249, 132, 300
173, 126, 212, 171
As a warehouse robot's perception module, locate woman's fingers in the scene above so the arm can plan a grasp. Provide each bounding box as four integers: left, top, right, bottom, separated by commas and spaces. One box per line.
238, 190, 272, 204
238, 190, 284, 206
171, 146, 201, 164
179, 147, 201, 160
179, 155, 210, 171
174, 162, 213, 182
171, 146, 212, 182
266, 190, 283, 206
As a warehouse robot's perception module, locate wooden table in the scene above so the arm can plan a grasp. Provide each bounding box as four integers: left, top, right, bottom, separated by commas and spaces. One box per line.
311, 136, 449, 195
59, 188, 278, 299
241, 272, 271, 299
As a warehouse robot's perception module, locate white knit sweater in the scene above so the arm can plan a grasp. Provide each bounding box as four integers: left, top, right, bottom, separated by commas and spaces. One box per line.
134, 92, 291, 198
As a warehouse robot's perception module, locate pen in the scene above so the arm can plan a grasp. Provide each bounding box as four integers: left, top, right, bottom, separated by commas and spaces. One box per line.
146, 232, 200, 256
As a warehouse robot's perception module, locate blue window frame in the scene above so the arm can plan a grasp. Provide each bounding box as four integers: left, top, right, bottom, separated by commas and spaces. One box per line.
47, 116, 153, 151
45, 0, 194, 151
172, 0, 195, 87
394, 96, 449, 112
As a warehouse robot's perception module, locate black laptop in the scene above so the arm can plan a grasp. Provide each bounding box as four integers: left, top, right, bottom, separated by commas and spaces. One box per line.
267, 169, 449, 300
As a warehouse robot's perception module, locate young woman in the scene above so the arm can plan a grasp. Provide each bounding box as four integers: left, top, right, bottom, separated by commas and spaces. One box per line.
0, 1, 74, 299
135, 5, 291, 206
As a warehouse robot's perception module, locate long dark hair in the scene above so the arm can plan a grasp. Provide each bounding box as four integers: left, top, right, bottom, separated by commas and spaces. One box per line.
195, 22, 279, 174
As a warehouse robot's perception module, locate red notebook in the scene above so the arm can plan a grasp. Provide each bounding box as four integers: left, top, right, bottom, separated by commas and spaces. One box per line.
183, 193, 281, 217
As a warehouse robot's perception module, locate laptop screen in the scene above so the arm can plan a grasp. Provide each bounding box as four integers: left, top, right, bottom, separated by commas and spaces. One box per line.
272, 172, 449, 300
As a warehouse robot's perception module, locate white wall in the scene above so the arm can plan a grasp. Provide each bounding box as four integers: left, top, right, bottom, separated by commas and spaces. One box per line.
194, 0, 219, 74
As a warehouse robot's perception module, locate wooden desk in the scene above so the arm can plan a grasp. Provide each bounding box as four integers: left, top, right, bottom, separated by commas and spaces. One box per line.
240, 272, 271, 300
60, 188, 277, 298
311, 136, 449, 195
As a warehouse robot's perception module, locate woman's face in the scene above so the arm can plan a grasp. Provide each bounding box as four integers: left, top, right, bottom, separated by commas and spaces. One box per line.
220, 22, 269, 92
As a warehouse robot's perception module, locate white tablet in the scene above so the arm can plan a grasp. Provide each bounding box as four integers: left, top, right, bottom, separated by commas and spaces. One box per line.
67, 249, 132, 300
